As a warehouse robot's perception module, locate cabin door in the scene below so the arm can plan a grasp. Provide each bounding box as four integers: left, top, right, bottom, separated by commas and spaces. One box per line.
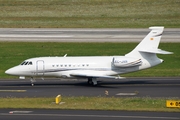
36, 60, 44, 76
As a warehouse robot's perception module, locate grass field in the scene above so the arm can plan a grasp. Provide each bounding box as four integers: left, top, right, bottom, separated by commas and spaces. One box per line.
1, 42, 180, 78
0, 97, 179, 112
0, 0, 179, 28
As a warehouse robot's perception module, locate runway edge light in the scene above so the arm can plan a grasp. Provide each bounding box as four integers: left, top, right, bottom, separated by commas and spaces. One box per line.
166, 100, 180, 108
55, 95, 61, 104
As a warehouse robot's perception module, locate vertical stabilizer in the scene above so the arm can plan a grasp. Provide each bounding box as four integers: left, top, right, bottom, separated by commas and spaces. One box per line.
125, 26, 172, 58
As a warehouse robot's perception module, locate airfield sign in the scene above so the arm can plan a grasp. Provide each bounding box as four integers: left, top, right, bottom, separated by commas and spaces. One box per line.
166, 100, 180, 108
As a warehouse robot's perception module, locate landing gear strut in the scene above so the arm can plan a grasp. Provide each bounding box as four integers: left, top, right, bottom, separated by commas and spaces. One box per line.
88, 78, 97, 86
30, 77, 36, 86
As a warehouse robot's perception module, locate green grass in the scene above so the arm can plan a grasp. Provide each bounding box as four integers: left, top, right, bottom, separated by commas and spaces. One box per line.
0, 97, 179, 112
1, 42, 180, 78
0, 0, 179, 28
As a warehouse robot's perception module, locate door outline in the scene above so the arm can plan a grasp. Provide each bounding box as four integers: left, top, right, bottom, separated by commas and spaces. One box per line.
36, 60, 44, 76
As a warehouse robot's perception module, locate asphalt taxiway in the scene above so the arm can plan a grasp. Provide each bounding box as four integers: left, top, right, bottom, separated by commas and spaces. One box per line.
0, 109, 180, 120
0, 77, 179, 98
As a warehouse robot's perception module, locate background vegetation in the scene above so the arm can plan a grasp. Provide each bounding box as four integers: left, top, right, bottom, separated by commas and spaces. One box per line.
0, 0, 179, 28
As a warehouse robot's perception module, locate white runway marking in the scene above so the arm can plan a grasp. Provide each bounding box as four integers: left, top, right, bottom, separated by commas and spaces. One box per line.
9, 111, 33, 114
0, 34, 73, 38
116, 92, 137, 96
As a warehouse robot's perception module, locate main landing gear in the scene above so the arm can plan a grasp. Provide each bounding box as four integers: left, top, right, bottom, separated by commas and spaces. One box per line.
88, 78, 97, 86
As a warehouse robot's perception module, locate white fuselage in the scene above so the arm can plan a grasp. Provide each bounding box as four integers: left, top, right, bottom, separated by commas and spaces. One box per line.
5, 55, 162, 78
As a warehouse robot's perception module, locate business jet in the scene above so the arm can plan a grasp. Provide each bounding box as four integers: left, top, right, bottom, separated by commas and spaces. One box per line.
5, 27, 172, 86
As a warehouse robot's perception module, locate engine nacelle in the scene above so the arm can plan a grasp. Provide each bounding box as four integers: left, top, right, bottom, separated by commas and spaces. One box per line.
113, 57, 142, 67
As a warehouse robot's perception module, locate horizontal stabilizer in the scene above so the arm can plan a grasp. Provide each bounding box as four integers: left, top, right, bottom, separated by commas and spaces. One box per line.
139, 49, 173, 54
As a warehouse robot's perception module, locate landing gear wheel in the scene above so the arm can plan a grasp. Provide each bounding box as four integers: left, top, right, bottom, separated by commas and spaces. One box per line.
88, 78, 97, 86
88, 79, 93, 85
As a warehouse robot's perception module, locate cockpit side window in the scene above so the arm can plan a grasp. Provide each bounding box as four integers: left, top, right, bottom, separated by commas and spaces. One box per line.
28, 62, 33, 65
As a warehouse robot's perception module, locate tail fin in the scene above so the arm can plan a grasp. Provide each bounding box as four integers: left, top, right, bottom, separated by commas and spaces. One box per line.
125, 26, 173, 58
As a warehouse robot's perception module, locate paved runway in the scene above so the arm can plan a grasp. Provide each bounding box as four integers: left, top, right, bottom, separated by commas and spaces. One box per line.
0, 77, 179, 98
0, 28, 180, 42
0, 109, 180, 120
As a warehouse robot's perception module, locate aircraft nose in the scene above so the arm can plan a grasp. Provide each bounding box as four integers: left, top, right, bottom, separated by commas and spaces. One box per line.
5, 68, 13, 75
5, 67, 17, 75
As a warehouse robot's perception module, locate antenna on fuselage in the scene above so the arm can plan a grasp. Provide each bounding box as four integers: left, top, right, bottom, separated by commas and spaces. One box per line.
63, 54, 67, 57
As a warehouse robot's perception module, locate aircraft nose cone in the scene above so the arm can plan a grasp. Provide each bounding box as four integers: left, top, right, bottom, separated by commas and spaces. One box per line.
5, 68, 13, 75
5, 67, 18, 75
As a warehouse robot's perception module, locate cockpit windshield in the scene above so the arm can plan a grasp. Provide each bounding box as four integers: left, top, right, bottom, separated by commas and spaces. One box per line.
20, 61, 26, 65
20, 61, 33, 65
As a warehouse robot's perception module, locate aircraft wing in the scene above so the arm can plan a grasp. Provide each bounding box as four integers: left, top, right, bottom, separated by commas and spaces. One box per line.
70, 73, 125, 79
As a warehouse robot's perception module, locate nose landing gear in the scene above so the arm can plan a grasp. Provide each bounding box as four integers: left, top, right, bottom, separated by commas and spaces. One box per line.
30, 77, 36, 86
